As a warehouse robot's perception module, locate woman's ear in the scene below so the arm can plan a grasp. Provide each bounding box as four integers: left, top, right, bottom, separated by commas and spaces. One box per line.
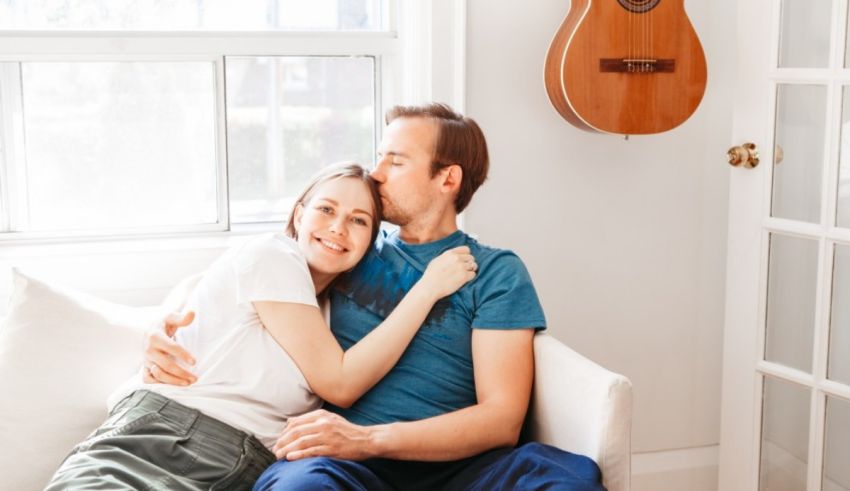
293, 203, 304, 237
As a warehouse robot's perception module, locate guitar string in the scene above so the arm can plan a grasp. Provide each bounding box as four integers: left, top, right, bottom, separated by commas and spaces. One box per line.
645, 0, 648, 72
641, 1, 643, 72
641, 0, 644, 71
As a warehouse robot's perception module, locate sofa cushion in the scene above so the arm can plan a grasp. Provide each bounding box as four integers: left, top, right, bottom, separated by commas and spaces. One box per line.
0, 269, 162, 490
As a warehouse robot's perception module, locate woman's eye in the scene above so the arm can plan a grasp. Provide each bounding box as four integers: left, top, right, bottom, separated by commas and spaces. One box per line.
352, 217, 368, 226
317, 205, 333, 214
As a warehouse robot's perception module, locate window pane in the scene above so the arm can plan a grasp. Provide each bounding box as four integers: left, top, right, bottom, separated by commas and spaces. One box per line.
765, 234, 818, 373
225, 56, 374, 224
21, 62, 218, 232
772, 84, 827, 224
823, 396, 850, 491
846, 8, 850, 69
778, 0, 832, 68
829, 244, 850, 385
837, 87, 850, 228
759, 376, 810, 491
0, 0, 382, 30
0, 97, 6, 232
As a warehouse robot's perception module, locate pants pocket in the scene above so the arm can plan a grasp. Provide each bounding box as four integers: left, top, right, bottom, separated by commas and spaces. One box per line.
210, 445, 249, 491
74, 411, 162, 453
210, 438, 274, 491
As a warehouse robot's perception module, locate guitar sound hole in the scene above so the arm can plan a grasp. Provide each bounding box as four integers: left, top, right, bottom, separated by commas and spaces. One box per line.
617, 0, 661, 13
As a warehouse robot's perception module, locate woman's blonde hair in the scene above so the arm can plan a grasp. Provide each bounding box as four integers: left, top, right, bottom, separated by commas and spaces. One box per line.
284, 162, 382, 246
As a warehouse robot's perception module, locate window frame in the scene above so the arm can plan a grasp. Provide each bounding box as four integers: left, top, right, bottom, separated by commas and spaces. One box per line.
0, 0, 467, 247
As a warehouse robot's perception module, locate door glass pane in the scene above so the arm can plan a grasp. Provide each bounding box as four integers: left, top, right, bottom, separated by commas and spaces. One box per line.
838, 88, 850, 227
772, 84, 827, 223
824, 396, 850, 491
225, 56, 375, 224
22, 62, 218, 231
760, 377, 810, 491
0, 0, 383, 30
778, 0, 832, 68
765, 234, 818, 372
846, 8, 850, 69
829, 245, 850, 384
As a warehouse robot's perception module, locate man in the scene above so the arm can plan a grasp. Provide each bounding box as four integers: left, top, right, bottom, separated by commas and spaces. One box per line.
145, 103, 603, 490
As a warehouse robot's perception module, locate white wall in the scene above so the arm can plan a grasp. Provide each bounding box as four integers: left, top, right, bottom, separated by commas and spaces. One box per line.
462, 0, 735, 489
0, 1, 736, 488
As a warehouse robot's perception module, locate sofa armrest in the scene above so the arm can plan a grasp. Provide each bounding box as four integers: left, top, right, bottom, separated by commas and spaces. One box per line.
525, 333, 632, 491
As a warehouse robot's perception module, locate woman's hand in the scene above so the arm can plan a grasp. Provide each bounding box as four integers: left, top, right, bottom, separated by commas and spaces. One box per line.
141, 311, 197, 386
417, 246, 477, 301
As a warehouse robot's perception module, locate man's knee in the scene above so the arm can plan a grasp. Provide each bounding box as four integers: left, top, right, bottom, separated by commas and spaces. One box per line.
511, 442, 603, 489
515, 441, 548, 456
512, 441, 565, 467
252, 458, 343, 491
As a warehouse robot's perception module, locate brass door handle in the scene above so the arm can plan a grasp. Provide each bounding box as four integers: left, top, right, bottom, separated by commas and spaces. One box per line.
728, 142, 759, 168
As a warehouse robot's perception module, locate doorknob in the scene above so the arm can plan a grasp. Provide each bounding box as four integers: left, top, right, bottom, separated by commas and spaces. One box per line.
727, 142, 759, 168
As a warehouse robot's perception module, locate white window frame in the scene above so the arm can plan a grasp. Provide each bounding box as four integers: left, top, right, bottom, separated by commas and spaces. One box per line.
0, 0, 467, 248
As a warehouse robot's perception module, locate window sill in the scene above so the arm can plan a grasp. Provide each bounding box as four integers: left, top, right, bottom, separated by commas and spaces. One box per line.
0, 223, 284, 259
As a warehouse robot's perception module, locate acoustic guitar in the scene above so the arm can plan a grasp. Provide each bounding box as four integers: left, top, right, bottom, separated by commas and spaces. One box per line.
544, 0, 707, 135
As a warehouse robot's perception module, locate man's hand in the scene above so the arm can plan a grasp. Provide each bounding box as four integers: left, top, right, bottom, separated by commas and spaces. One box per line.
273, 409, 375, 461
142, 311, 198, 386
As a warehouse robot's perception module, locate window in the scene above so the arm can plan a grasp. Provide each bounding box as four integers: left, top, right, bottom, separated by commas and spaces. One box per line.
0, 0, 465, 241
0, 0, 383, 31
0, 1, 390, 240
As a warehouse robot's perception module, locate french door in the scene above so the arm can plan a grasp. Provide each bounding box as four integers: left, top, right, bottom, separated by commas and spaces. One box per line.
719, 1, 850, 490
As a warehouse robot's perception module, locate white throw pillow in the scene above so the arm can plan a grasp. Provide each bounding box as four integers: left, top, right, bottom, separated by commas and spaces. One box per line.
0, 269, 164, 491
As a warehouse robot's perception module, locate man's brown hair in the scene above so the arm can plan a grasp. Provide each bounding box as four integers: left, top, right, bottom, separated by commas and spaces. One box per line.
385, 103, 489, 213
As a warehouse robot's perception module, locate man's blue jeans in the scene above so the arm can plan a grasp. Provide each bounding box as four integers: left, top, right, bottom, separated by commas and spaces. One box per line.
253, 442, 606, 491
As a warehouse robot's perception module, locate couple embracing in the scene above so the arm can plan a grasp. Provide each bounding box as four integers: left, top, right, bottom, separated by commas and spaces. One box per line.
47, 104, 604, 490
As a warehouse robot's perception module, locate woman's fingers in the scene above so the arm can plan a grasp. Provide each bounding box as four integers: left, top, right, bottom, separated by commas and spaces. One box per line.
147, 330, 196, 366
149, 349, 196, 385
148, 363, 194, 386
163, 311, 195, 337
143, 332, 196, 385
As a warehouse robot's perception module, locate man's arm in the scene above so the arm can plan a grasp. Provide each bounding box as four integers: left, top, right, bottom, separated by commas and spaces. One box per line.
142, 272, 205, 385
274, 328, 535, 461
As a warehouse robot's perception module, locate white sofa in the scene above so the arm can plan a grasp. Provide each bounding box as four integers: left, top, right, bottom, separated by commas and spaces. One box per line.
527, 334, 632, 491
0, 269, 631, 490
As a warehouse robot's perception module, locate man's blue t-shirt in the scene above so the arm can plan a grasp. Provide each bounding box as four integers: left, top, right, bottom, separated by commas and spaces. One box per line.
326, 229, 546, 425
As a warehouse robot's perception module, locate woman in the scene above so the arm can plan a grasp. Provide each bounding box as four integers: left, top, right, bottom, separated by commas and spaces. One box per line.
46, 162, 477, 490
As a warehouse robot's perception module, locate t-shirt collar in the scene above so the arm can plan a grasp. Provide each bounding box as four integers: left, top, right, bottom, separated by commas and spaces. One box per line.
387, 229, 466, 257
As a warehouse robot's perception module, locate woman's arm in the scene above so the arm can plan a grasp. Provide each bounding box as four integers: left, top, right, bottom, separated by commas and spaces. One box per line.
254, 246, 476, 408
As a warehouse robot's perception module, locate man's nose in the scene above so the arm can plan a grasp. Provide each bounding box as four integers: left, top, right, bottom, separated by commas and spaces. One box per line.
370, 160, 386, 182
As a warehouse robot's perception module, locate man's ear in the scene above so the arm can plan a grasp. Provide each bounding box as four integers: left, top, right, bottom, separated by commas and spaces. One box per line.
440, 164, 463, 194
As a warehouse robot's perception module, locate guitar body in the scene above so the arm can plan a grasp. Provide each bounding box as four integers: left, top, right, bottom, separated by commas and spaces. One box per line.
545, 0, 707, 135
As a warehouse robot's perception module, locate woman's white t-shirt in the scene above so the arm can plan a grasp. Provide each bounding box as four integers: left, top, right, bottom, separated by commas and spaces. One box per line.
108, 233, 322, 450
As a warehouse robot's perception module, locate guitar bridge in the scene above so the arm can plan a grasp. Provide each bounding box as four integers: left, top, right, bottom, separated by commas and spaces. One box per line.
600, 58, 676, 73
